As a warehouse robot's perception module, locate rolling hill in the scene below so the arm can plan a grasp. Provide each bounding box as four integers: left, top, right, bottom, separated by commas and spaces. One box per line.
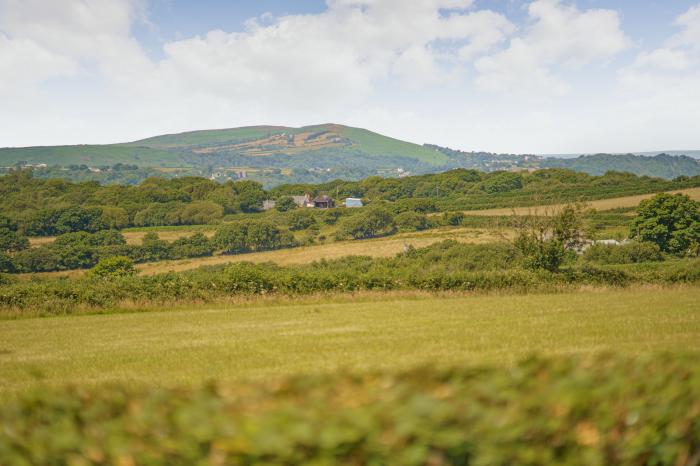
541, 153, 700, 178
0, 124, 446, 170
1, 124, 699, 186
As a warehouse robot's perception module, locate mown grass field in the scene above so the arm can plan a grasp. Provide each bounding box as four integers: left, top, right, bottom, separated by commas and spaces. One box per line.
1, 285, 698, 394
460, 186, 700, 216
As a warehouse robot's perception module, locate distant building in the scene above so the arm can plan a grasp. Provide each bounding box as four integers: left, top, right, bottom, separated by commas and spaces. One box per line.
262, 200, 276, 210
344, 198, 363, 208
292, 194, 314, 208
313, 195, 335, 209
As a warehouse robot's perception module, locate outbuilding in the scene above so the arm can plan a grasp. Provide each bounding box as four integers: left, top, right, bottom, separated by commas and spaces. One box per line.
344, 198, 363, 208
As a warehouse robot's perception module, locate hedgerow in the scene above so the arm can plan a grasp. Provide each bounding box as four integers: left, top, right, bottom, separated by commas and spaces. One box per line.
1, 241, 699, 315
0, 354, 698, 465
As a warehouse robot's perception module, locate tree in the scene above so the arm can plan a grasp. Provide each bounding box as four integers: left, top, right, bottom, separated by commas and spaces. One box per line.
90, 256, 136, 279
276, 196, 297, 212
336, 208, 396, 240
630, 193, 700, 255
170, 233, 214, 258
0, 228, 29, 253
214, 220, 295, 254
138, 232, 171, 261
179, 201, 225, 225
551, 204, 585, 250
214, 223, 249, 254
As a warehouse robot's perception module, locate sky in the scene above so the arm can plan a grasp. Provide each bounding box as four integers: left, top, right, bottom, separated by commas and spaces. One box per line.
1, 0, 699, 154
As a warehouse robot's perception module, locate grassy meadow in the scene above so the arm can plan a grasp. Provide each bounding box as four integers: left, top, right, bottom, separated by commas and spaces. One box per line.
460, 186, 700, 216
1, 285, 698, 394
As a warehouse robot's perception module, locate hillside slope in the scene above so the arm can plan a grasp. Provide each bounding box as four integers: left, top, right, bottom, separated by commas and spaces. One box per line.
0, 124, 447, 180
542, 153, 700, 178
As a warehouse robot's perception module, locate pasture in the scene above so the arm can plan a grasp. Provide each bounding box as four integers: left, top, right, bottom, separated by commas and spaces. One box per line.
1, 285, 698, 394
460, 186, 700, 216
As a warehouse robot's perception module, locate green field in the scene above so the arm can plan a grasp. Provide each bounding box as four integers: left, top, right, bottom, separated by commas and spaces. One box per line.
2, 286, 698, 394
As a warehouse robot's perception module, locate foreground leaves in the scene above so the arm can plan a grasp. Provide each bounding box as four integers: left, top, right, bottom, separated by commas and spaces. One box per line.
1, 354, 699, 465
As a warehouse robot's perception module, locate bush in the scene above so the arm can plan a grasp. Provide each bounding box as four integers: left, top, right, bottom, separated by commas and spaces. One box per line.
514, 232, 565, 272
89, 256, 136, 278
442, 211, 465, 226
287, 210, 316, 231
275, 196, 297, 212
583, 241, 664, 264
1, 355, 698, 465
394, 211, 429, 232
214, 220, 296, 254
336, 207, 396, 240
0, 228, 29, 253
169, 233, 214, 259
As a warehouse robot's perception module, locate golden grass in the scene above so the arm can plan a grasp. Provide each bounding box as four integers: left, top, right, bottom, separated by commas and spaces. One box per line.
21, 227, 510, 280
136, 227, 512, 275
1, 285, 698, 393
29, 228, 215, 248
461, 187, 700, 216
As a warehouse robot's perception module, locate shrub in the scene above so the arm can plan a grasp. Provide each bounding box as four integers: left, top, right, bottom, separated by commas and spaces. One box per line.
1, 355, 698, 465
583, 241, 664, 264
394, 211, 429, 232
514, 232, 565, 272
442, 211, 465, 226
275, 196, 297, 212
336, 207, 396, 240
287, 210, 316, 231
169, 233, 214, 259
89, 256, 136, 279
214, 220, 296, 254
0, 228, 29, 253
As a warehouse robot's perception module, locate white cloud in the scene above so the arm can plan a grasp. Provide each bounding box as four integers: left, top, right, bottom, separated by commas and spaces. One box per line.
153, 0, 514, 107
475, 0, 629, 94
0, 0, 698, 154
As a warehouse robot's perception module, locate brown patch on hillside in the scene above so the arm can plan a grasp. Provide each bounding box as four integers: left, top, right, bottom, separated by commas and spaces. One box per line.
192, 130, 349, 157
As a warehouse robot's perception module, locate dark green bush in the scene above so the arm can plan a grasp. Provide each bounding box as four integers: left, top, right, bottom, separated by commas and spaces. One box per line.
335, 207, 396, 240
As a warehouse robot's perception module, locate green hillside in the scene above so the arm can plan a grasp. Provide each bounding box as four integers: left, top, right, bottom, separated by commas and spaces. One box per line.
543, 153, 700, 178
129, 125, 289, 149
0, 144, 187, 168
0, 124, 447, 171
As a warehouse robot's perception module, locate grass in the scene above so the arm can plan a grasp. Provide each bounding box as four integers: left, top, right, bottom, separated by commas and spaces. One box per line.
137, 227, 511, 274
1, 285, 698, 394
23, 227, 511, 278
460, 186, 700, 216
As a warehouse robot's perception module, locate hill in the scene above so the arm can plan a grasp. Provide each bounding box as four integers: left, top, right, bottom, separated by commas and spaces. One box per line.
0, 124, 447, 173
542, 153, 700, 178
2, 125, 699, 186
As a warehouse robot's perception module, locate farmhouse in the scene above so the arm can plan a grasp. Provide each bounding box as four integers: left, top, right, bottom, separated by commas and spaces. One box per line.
291, 194, 314, 208
313, 195, 335, 209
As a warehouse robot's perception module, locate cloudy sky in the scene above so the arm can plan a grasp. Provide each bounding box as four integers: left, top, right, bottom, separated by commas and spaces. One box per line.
1, 0, 699, 154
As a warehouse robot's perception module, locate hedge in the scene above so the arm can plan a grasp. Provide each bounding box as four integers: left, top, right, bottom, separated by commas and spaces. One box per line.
1, 354, 698, 465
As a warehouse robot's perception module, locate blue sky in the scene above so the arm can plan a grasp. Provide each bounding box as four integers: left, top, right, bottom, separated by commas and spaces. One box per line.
1, 0, 699, 153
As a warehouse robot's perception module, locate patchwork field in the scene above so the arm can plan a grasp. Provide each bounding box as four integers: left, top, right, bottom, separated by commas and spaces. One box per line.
1, 285, 698, 394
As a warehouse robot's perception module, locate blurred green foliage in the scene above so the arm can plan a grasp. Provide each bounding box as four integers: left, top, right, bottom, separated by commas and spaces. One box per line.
0, 354, 698, 465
